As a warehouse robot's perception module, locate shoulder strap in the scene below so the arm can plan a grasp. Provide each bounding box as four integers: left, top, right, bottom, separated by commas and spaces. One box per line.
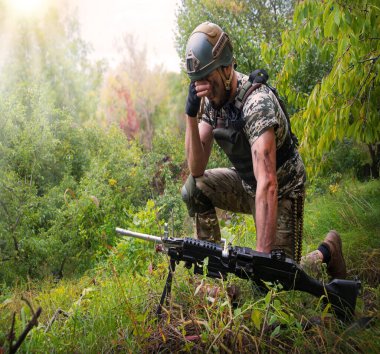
234, 69, 269, 111
234, 81, 262, 111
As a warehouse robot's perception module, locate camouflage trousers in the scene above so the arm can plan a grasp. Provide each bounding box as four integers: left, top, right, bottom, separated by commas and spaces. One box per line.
182, 168, 304, 260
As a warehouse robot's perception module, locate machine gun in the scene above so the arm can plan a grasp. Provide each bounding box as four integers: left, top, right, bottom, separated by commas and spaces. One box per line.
115, 227, 361, 321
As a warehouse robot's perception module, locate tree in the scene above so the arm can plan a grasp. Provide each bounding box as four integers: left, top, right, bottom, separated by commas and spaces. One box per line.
1, 6, 105, 123
263, 0, 380, 178
101, 71, 140, 138
101, 34, 181, 147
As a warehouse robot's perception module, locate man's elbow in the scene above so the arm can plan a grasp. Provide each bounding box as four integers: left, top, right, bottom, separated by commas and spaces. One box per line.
258, 172, 278, 195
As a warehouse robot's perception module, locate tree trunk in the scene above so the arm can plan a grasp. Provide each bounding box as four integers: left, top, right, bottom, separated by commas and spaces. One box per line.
368, 143, 380, 179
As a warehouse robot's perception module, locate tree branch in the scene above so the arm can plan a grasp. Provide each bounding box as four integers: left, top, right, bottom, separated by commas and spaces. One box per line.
9, 307, 42, 354
7, 313, 16, 353
352, 56, 378, 103
358, 55, 380, 64
0, 200, 10, 217
44, 308, 70, 333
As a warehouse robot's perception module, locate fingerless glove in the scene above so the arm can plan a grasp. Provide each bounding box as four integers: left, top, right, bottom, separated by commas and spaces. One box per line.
185, 82, 201, 117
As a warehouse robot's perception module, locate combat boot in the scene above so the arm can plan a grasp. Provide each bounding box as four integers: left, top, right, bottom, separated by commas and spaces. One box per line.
323, 230, 347, 279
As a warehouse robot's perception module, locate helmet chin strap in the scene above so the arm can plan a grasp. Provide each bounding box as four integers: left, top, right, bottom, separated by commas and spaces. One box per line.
217, 65, 234, 101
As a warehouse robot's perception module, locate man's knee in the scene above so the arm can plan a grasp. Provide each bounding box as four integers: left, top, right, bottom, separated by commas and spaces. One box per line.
181, 175, 214, 217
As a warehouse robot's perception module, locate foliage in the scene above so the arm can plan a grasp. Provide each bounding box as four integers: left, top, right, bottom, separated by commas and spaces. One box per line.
0, 4, 189, 283
263, 0, 380, 177
318, 139, 371, 178
0, 104, 188, 282
100, 71, 140, 138
100, 35, 186, 146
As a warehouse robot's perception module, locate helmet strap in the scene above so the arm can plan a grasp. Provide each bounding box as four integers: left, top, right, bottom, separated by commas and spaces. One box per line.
217, 65, 234, 100
217, 66, 233, 91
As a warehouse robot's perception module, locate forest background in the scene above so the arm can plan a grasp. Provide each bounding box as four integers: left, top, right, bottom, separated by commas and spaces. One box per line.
0, 0, 379, 352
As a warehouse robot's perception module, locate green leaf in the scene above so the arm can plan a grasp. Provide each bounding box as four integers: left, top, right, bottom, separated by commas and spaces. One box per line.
270, 325, 281, 338
264, 290, 272, 305
323, 2, 333, 23
345, 12, 352, 26
269, 314, 278, 326
322, 302, 332, 319
234, 307, 242, 317
251, 309, 262, 330
324, 13, 335, 37
334, 8, 341, 27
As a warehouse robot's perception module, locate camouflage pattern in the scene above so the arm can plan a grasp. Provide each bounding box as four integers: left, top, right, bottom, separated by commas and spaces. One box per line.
202, 72, 306, 200
190, 168, 303, 259
300, 250, 326, 279
195, 210, 221, 242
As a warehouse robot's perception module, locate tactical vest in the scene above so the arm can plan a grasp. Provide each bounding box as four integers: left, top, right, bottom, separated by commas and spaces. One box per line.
212, 72, 297, 188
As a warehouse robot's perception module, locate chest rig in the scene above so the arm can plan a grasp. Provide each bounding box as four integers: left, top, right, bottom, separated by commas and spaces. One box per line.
211, 71, 297, 189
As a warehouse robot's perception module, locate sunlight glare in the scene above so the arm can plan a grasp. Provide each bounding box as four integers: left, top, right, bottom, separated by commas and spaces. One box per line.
7, 0, 46, 16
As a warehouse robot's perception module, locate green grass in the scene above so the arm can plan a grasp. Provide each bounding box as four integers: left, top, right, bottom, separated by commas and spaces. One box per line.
303, 179, 380, 285
1, 179, 379, 353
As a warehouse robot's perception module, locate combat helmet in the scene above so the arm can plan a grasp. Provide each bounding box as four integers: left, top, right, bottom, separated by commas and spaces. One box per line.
185, 22, 233, 86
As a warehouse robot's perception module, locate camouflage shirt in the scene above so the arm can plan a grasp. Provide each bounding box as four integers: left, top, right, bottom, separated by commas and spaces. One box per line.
202, 72, 306, 199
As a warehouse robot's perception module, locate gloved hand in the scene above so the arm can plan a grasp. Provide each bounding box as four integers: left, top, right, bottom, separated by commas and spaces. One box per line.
185, 82, 201, 117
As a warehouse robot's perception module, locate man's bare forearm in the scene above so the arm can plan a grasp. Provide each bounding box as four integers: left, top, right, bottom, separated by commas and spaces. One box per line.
185, 117, 209, 176
255, 178, 278, 253
251, 128, 278, 253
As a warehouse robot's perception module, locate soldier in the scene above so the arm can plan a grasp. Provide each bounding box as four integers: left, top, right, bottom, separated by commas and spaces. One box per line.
181, 22, 346, 279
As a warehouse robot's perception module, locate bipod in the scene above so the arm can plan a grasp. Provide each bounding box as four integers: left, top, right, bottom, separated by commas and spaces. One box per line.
156, 258, 176, 318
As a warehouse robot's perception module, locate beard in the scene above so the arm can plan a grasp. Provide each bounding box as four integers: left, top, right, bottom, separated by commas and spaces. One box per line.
209, 83, 230, 110
210, 100, 224, 110
210, 92, 230, 110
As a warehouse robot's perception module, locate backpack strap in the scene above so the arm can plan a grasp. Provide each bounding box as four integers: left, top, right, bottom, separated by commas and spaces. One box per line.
234, 68, 269, 112
234, 81, 262, 111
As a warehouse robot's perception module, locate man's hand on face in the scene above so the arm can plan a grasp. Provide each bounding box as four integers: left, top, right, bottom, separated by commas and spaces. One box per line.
194, 80, 212, 98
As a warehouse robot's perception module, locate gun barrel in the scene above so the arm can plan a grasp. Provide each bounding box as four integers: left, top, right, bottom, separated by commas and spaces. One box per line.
115, 228, 163, 243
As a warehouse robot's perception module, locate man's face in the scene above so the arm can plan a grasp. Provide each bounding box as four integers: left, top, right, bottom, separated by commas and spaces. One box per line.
195, 69, 228, 110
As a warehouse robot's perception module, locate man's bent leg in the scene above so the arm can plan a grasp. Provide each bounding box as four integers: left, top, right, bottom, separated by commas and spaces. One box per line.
182, 168, 252, 242
181, 174, 220, 241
